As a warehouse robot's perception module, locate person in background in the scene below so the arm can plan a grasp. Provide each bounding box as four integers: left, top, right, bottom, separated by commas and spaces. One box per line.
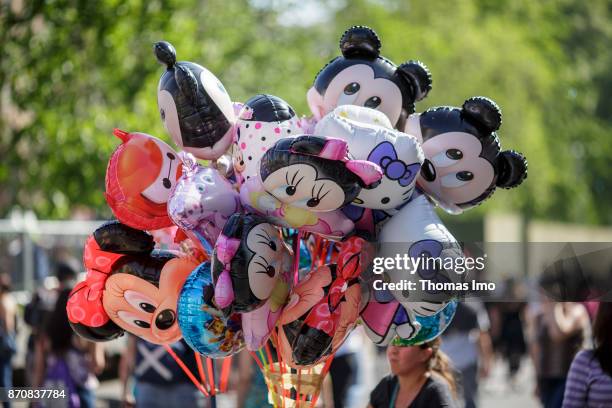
562, 302, 612, 407
33, 288, 105, 408
120, 335, 206, 408
0, 273, 17, 408
527, 295, 591, 408
441, 301, 493, 408
368, 337, 457, 408
24, 261, 77, 386
329, 330, 360, 408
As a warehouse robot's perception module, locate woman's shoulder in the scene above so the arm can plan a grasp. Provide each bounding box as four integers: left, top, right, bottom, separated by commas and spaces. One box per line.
572, 349, 596, 369
370, 375, 397, 407
415, 375, 456, 407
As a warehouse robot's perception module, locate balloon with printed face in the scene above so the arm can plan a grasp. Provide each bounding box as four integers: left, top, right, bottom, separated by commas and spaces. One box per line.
168, 152, 241, 253
377, 192, 465, 318
105, 129, 182, 231
404, 96, 528, 214
67, 221, 198, 345
307, 26, 432, 130
240, 135, 382, 239
315, 105, 424, 210
177, 262, 244, 357
408, 300, 457, 345
211, 213, 293, 314
154, 41, 236, 160
278, 237, 372, 367
232, 94, 301, 184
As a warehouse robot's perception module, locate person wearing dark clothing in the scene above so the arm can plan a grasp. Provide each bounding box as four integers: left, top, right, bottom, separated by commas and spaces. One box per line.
369, 338, 457, 408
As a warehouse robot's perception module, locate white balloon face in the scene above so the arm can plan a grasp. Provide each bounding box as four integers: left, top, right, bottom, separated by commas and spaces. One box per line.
157, 90, 182, 149
308, 64, 404, 125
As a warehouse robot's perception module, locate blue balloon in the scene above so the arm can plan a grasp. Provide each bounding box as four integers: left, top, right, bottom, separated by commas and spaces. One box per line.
392, 301, 457, 346
177, 262, 244, 357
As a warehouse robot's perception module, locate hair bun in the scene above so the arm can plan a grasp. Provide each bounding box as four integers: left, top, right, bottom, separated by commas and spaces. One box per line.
154, 41, 177, 69
339, 26, 381, 59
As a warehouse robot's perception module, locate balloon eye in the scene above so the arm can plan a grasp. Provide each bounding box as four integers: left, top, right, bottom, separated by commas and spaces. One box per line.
139, 302, 156, 313
134, 320, 150, 328
197, 185, 205, 192
285, 186, 296, 196
456, 171, 474, 181
266, 265, 276, 277
381, 197, 390, 204
306, 197, 320, 207
160, 109, 165, 120
268, 241, 277, 251
364, 96, 381, 108
343, 82, 360, 95
446, 149, 463, 160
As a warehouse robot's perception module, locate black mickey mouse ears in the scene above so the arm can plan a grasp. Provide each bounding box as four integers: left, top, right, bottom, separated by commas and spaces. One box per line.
339, 26, 382, 59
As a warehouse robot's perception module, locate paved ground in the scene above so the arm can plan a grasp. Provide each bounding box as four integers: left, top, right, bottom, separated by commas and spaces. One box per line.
95, 356, 540, 408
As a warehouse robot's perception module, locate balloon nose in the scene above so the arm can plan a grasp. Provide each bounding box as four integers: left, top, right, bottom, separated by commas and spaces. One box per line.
155, 309, 176, 330
420, 159, 436, 182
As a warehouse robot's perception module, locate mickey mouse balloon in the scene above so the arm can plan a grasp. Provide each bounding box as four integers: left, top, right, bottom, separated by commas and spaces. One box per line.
405, 96, 528, 214
307, 26, 432, 130
154, 41, 236, 160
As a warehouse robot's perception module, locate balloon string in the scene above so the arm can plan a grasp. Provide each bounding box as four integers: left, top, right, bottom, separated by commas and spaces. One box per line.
194, 352, 209, 392
310, 355, 334, 408
220, 356, 232, 393
292, 230, 303, 285
296, 369, 302, 407
250, 350, 264, 371
207, 357, 216, 396
271, 330, 287, 408
311, 235, 321, 271
163, 345, 209, 397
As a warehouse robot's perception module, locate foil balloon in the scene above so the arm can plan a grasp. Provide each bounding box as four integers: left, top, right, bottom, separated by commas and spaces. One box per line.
211, 213, 292, 314
154, 41, 236, 160
177, 262, 244, 357
377, 192, 465, 318
278, 237, 372, 367
168, 152, 241, 253
67, 221, 198, 345
240, 135, 382, 239
407, 300, 457, 346
105, 129, 182, 230
232, 94, 301, 184
359, 285, 420, 346
404, 96, 528, 214
307, 25, 431, 129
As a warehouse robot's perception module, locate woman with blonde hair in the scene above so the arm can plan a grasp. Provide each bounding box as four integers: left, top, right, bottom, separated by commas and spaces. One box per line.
368, 337, 457, 408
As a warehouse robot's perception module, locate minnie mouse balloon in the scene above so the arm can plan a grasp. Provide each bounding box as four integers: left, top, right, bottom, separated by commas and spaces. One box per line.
404, 96, 528, 214
67, 221, 198, 345
232, 94, 301, 184
211, 213, 292, 313
307, 26, 432, 129
168, 152, 241, 253
177, 262, 244, 357
105, 129, 182, 230
240, 135, 382, 239
154, 41, 236, 160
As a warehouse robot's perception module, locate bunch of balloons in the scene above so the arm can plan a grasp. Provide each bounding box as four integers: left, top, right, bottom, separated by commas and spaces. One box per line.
67, 26, 527, 406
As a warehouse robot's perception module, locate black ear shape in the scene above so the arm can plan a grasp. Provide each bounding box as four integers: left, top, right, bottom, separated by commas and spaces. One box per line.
496, 150, 528, 188
175, 65, 201, 106
69, 320, 124, 342
397, 60, 432, 102
93, 220, 154, 254
339, 26, 381, 59
290, 135, 327, 156
154, 41, 177, 69
462, 96, 502, 133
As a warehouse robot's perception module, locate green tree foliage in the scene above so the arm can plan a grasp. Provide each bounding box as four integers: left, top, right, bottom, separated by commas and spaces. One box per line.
1, 0, 611, 224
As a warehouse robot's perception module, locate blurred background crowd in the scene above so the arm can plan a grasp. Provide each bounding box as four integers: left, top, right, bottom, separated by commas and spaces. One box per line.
1, 0, 612, 407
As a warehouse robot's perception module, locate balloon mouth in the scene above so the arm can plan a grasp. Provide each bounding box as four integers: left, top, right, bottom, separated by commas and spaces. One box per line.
420, 159, 436, 182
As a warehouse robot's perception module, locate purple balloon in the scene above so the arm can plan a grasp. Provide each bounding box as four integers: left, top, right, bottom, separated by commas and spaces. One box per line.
168, 152, 241, 251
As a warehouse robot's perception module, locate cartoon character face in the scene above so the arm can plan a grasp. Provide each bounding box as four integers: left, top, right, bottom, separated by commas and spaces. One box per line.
103, 257, 197, 344
105, 129, 182, 230
212, 213, 292, 313
155, 41, 236, 160
259, 135, 382, 213
307, 26, 431, 129
168, 152, 240, 249
314, 105, 423, 210
232, 94, 301, 183
405, 97, 528, 214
